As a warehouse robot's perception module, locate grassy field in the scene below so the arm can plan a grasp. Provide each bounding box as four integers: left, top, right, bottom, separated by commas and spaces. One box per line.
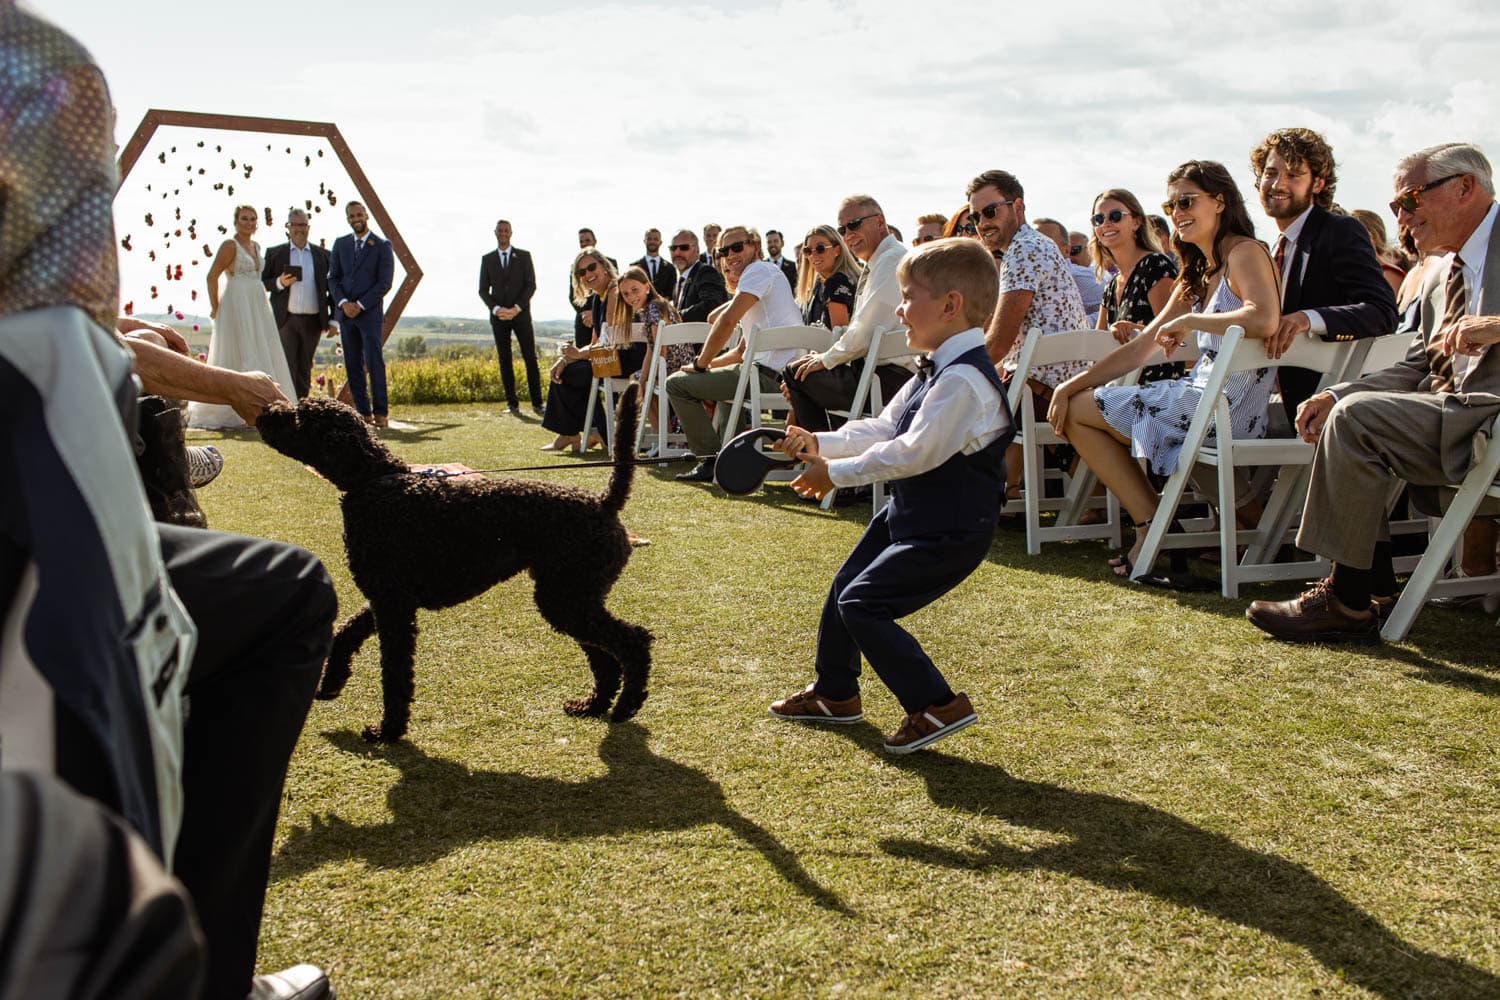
190, 403, 1500, 999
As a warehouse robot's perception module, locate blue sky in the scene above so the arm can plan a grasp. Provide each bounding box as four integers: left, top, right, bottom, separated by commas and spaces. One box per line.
44, 0, 1500, 320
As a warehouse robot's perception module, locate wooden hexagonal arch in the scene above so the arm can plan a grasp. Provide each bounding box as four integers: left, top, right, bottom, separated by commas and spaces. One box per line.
117, 109, 421, 342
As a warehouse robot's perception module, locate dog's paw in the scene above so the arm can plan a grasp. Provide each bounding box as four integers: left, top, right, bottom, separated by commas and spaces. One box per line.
610, 689, 647, 722
361, 722, 404, 743
563, 692, 611, 718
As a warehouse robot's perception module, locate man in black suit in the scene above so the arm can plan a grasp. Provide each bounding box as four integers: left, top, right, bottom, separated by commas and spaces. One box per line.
668, 229, 728, 322
261, 208, 334, 398
633, 228, 678, 299
479, 219, 540, 414
766, 229, 798, 292
1254, 128, 1398, 420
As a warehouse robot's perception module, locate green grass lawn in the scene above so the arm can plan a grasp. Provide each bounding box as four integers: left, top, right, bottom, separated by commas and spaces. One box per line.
191, 403, 1500, 999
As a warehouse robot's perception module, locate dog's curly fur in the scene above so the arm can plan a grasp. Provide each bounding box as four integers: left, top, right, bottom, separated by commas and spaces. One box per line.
256, 393, 653, 742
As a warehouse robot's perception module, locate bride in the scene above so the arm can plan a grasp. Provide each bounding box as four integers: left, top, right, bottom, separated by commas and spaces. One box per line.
187, 205, 298, 429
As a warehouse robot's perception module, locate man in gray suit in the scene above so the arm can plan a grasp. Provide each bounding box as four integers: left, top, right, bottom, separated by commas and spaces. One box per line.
1248, 142, 1500, 640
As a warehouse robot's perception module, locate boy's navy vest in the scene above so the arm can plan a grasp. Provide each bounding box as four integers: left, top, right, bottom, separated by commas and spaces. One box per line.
886, 345, 1014, 540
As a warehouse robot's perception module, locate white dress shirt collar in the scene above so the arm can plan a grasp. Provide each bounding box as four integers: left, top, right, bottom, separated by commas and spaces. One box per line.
927, 327, 986, 373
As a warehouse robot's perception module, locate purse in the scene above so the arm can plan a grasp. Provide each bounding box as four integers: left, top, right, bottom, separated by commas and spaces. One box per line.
588, 344, 622, 377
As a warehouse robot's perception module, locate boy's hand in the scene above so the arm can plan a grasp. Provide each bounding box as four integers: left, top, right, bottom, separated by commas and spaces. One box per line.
790, 454, 834, 500
775, 426, 818, 459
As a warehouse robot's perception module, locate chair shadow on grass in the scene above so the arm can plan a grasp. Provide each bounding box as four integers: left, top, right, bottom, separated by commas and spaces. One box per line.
824, 726, 1497, 999
273, 723, 850, 914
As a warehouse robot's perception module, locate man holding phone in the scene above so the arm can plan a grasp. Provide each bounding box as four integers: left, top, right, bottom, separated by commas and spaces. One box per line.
262, 207, 335, 398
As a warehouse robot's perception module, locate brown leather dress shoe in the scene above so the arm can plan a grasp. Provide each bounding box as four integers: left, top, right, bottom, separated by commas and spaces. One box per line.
1246, 579, 1378, 642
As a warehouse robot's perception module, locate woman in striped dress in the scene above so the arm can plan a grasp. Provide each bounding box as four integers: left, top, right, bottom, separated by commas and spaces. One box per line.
1046, 161, 1281, 578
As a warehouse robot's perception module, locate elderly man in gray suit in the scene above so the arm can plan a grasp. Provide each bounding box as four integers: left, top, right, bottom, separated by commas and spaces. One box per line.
1248, 142, 1500, 641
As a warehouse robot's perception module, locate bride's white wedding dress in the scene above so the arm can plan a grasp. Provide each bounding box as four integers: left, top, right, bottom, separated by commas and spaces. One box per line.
187, 240, 298, 429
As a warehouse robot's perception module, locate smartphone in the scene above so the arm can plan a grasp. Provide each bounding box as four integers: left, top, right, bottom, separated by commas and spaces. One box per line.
283, 265, 304, 282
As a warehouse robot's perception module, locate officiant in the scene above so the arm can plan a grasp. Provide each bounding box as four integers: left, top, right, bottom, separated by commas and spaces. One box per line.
261, 207, 335, 398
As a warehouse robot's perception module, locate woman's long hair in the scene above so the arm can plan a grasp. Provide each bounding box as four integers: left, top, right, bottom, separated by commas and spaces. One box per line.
1088, 188, 1162, 279
608, 265, 677, 336
570, 248, 618, 308
1166, 160, 1256, 304
793, 225, 861, 306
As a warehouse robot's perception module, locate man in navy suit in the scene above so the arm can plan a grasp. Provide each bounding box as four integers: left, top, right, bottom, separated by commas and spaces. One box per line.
479, 219, 539, 414
1253, 128, 1398, 420
328, 200, 395, 426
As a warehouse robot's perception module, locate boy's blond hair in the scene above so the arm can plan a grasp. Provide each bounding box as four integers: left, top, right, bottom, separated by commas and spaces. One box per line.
897, 237, 998, 330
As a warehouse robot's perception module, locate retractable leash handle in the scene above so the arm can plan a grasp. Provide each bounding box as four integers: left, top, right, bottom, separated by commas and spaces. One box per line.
714, 427, 798, 495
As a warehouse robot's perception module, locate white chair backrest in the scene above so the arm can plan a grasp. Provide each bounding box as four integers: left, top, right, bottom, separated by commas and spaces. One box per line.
1358, 331, 1419, 375
871, 326, 921, 364
1219, 326, 1349, 376
742, 324, 835, 358
654, 322, 710, 348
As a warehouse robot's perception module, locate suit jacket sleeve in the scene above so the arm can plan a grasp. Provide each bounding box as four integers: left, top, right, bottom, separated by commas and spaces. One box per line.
364, 241, 395, 310
328, 242, 347, 304
1307, 214, 1399, 340
520, 251, 536, 309
1327, 271, 1433, 396
261, 245, 282, 295
315, 246, 334, 322
479, 255, 496, 311
680, 268, 728, 323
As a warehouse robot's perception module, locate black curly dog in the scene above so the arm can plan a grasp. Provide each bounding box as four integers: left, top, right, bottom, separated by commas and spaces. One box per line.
256, 392, 652, 742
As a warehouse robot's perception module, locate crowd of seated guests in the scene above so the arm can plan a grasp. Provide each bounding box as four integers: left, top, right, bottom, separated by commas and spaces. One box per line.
538, 127, 1497, 636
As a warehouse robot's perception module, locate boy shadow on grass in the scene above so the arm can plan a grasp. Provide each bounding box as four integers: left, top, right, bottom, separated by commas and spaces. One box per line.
826, 725, 1497, 1000
273, 723, 849, 913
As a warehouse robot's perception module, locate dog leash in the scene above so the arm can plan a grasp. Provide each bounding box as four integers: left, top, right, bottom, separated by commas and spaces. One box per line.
414, 454, 698, 479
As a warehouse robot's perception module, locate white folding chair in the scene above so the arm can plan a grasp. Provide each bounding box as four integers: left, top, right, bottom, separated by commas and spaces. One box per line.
1002, 328, 1129, 554
818, 327, 921, 513
1381, 416, 1500, 641
634, 321, 709, 458
720, 325, 835, 447
582, 324, 646, 450
1131, 326, 1356, 597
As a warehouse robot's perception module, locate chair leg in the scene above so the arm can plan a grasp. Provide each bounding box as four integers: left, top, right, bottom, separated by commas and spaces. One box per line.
582, 377, 600, 446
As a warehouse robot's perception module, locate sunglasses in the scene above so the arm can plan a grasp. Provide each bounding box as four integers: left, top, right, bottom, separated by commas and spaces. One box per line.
957, 222, 977, 236
1069, 244, 1084, 255
801, 241, 835, 255
714, 241, 748, 259
667, 242, 693, 252
836, 215, 874, 236
966, 199, 1016, 227
914, 234, 939, 244
1161, 193, 1210, 215
574, 261, 601, 278
1389, 174, 1462, 216
1091, 209, 1131, 227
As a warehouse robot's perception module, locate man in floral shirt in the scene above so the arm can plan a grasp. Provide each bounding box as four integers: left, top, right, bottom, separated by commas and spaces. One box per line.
966, 170, 1090, 389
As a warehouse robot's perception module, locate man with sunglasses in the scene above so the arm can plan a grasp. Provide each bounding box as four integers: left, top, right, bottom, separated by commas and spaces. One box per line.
669, 229, 728, 323
913, 214, 947, 246
1248, 142, 1500, 642
782, 195, 915, 434
1250, 128, 1398, 420
666, 226, 804, 482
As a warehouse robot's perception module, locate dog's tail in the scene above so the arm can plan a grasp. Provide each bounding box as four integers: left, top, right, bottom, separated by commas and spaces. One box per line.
601, 387, 640, 514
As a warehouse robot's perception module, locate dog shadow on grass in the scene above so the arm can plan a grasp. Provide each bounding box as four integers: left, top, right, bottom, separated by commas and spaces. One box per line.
826, 726, 1497, 1000
274, 723, 850, 913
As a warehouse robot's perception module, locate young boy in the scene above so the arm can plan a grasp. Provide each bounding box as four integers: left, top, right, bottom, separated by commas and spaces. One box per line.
769, 238, 1014, 754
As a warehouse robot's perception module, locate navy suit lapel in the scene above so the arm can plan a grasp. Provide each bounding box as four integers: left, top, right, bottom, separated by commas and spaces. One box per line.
1284, 207, 1322, 308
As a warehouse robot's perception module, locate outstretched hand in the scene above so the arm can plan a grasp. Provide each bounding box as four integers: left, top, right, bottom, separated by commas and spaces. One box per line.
790, 454, 834, 500
231, 371, 290, 425
775, 426, 819, 460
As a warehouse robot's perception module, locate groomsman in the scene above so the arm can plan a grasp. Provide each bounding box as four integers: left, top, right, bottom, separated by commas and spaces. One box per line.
668, 229, 728, 322
765, 229, 798, 292
633, 228, 678, 299
479, 219, 540, 414
329, 200, 395, 427
1251, 127, 1397, 419
261, 208, 334, 398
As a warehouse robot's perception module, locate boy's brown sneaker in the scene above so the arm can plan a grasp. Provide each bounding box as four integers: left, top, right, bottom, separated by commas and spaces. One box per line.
883, 693, 977, 754
768, 684, 863, 724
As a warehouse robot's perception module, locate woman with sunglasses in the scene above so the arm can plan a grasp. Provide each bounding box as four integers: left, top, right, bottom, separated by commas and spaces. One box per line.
1047, 161, 1280, 579
794, 225, 860, 330
540, 248, 619, 452
941, 205, 979, 240
1091, 188, 1181, 383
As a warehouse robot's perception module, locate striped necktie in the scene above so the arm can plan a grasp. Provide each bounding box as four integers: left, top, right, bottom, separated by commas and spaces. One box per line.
1273, 235, 1288, 301
1426, 254, 1467, 393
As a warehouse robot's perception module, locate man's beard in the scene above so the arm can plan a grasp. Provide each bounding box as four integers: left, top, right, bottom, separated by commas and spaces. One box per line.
1261, 189, 1311, 221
